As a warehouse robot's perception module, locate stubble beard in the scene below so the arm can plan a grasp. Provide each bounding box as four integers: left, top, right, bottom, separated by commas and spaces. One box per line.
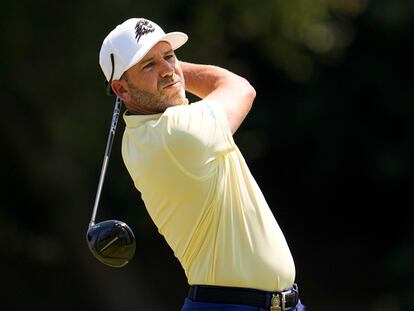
127, 80, 188, 115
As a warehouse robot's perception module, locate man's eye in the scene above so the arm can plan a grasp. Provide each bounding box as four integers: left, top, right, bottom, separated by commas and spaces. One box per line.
143, 62, 153, 69
165, 54, 174, 60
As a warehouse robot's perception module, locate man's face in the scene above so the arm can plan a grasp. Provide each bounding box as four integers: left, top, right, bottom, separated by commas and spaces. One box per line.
120, 41, 187, 114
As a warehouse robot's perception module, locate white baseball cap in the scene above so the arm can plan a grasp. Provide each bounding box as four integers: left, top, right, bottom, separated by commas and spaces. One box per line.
99, 18, 188, 82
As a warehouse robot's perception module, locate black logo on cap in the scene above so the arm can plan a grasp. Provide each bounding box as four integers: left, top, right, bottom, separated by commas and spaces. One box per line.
135, 20, 155, 43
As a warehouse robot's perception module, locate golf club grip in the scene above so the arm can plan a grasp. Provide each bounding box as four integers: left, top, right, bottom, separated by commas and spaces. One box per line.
90, 97, 122, 225
105, 97, 122, 157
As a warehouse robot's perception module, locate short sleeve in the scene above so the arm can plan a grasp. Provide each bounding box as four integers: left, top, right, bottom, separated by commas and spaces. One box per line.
159, 99, 236, 179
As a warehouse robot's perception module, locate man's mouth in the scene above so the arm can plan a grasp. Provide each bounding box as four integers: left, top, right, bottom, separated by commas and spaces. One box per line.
162, 81, 179, 89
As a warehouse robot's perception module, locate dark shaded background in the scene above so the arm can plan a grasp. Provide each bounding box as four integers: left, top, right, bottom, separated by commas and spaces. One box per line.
1, 0, 413, 310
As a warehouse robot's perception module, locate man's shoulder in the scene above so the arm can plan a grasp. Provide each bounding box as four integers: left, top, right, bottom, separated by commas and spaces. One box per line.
163, 99, 221, 119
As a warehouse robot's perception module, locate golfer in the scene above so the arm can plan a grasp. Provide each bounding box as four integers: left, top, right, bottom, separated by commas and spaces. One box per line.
99, 18, 306, 311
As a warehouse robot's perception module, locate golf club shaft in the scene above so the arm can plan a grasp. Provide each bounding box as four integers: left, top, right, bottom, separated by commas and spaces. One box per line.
90, 97, 122, 227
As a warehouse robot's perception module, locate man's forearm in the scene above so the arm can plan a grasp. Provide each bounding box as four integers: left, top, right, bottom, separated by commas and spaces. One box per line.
180, 61, 236, 99
180, 61, 256, 134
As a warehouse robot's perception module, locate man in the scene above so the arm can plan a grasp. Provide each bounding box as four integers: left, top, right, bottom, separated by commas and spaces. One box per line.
99, 18, 306, 311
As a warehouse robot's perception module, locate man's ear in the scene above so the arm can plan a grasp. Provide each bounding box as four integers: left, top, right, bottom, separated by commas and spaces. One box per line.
111, 80, 130, 102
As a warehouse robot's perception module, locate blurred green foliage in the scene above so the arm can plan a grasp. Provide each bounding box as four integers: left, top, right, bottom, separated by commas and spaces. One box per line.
0, 0, 413, 310
177, 0, 370, 81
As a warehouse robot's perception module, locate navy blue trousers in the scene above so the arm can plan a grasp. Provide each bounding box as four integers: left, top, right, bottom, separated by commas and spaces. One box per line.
181, 298, 306, 310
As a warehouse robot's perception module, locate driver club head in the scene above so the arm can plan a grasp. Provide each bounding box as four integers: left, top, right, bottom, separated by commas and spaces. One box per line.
86, 220, 136, 268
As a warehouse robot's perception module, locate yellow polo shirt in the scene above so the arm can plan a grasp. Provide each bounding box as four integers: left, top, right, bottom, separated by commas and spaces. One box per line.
121, 100, 295, 291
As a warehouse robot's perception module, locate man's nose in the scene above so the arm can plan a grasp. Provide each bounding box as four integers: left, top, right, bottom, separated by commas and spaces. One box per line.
159, 59, 174, 78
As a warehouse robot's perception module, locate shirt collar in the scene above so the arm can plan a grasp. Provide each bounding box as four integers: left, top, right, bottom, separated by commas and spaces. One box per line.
123, 110, 162, 128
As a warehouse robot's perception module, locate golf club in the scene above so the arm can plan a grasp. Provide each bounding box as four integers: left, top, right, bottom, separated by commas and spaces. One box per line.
86, 96, 136, 268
